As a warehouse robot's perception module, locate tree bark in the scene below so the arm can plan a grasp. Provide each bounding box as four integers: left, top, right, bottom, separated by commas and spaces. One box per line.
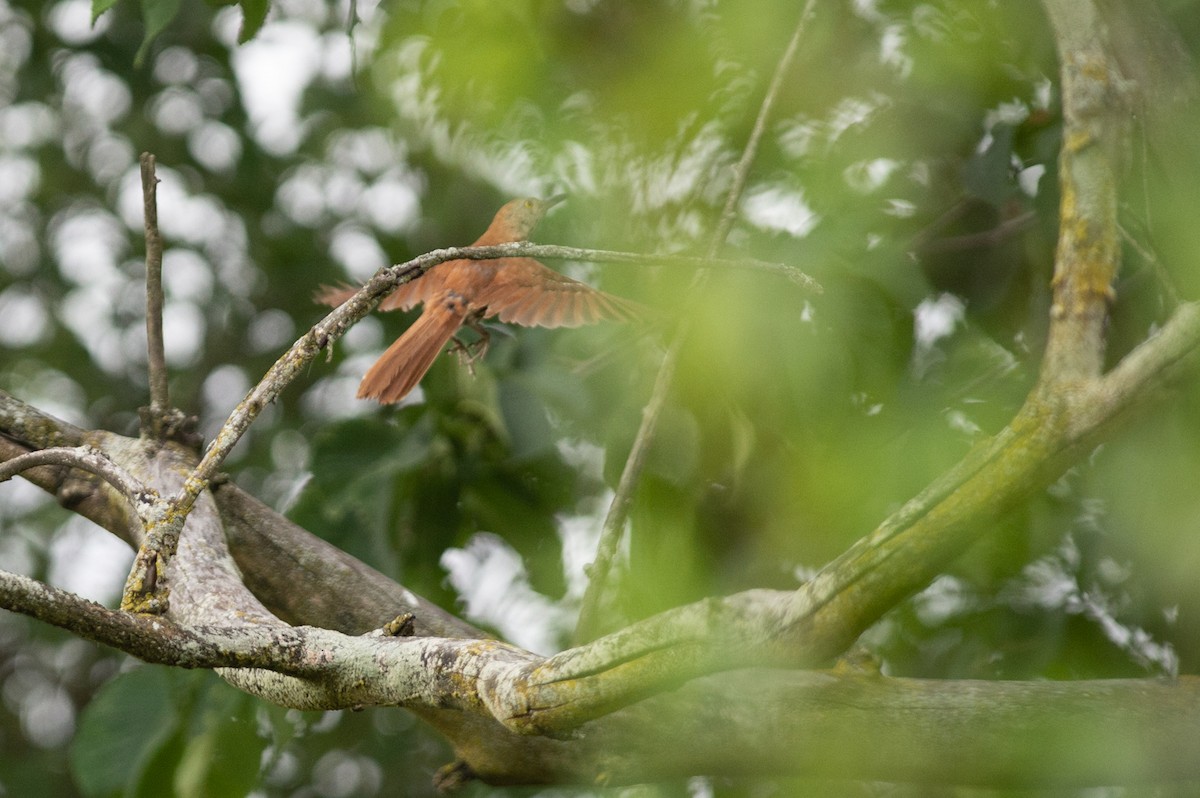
5, 406, 1200, 787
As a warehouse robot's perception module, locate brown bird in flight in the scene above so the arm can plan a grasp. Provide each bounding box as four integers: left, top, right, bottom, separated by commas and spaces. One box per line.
315, 196, 640, 403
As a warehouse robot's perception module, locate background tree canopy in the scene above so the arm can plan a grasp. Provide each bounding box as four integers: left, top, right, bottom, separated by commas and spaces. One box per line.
2, 0, 1200, 795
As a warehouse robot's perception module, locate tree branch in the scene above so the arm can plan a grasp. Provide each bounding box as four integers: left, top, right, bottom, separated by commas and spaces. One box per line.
513, 291, 1200, 733
212, 480, 486, 639
0, 568, 315, 674
6, 546, 1200, 788
0, 445, 154, 513
4, 2, 1200, 786
171, 244, 815, 522
511, 243, 820, 290
1039, 0, 1128, 382
6, 373, 1200, 785
141, 152, 169, 418
1082, 300, 1200, 431
0, 389, 86, 449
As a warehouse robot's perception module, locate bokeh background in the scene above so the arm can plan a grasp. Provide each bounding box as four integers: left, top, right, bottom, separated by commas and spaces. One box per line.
2, 0, 1200, 795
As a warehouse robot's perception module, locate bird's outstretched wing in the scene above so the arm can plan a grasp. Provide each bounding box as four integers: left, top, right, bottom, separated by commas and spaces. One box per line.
477, 258, 642, 328
313, 267, 448, 312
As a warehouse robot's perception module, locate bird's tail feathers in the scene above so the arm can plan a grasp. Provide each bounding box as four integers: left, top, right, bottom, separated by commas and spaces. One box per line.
357, 302, 465, 403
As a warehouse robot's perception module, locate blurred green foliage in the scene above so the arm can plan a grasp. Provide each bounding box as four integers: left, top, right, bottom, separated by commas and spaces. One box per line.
2, 0, 1200, 795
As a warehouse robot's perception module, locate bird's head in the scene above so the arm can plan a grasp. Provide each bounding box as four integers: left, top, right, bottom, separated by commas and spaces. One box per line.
482, 194, 566, 243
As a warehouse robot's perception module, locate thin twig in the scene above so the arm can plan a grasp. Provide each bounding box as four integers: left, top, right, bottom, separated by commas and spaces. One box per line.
141, 153, 168, 417
323, 244, 818, 291
573, 0, 819, 645
0, 445, 152, 509
712, 2, 816, 249
0, 443, 183, 615
524, 243, 820, 291
0, 442, 175, 612
173, 241, 797, 518
1118, 222, 1180, 309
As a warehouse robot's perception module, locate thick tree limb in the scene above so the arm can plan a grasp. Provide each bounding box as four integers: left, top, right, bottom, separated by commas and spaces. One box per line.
0, 390, 86, 449
4, 381, 1200, 785
213, 480, 485, 639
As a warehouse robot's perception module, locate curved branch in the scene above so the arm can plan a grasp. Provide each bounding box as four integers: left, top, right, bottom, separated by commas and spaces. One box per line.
212, 480, 486, 639
172, 244, 815, 520
0, 568, 314, 674
513, 291, 1200, 733
7, 545, 1200, 789
1086, 301, 1200, 426
8, 388, 1200, 785
0, 442, 175, 614
0, 445, 149, 505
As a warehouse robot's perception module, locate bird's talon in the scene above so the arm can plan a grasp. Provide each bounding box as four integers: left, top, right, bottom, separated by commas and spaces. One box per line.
446, 331, 490, 376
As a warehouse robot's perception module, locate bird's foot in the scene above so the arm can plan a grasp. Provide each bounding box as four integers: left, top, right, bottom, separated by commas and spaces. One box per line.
447, 332, 490, 376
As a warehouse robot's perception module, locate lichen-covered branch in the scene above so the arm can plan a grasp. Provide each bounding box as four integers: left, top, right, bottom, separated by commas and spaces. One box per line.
0, 445, 149, 507
5, 361, 1200, 785
212, 479, 486, 639
0, 389, 86, 449
0, 567, 317, 674
1040, 0, 1128, 382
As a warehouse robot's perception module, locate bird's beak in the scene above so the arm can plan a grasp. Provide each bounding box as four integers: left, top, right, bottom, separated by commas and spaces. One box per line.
544, 193, 568, 210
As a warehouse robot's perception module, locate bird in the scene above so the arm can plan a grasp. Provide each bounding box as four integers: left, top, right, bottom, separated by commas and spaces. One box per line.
315, 195, 642, 403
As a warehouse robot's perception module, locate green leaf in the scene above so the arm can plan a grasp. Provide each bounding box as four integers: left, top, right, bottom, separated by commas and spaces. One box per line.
135, 0, 182, 66
69, 666, 181, 798
498, 378, 554, 460
308, 417, 416, 488
174, 685, 265, 798
91, 0, 121, 24
130, 726, 188, 798
238, 0, 271, 43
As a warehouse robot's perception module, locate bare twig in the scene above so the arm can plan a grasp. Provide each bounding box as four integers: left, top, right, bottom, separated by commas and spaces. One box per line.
313, 245, 816, 296
170, 243, 815, 520
712, 1, 817, 248
523, 243, 820, 291
0, 445, 152, 508
0, 438, 176, 613
574, 0, 819, 644
136, 155, 199, 447
141, 153, 168, 417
